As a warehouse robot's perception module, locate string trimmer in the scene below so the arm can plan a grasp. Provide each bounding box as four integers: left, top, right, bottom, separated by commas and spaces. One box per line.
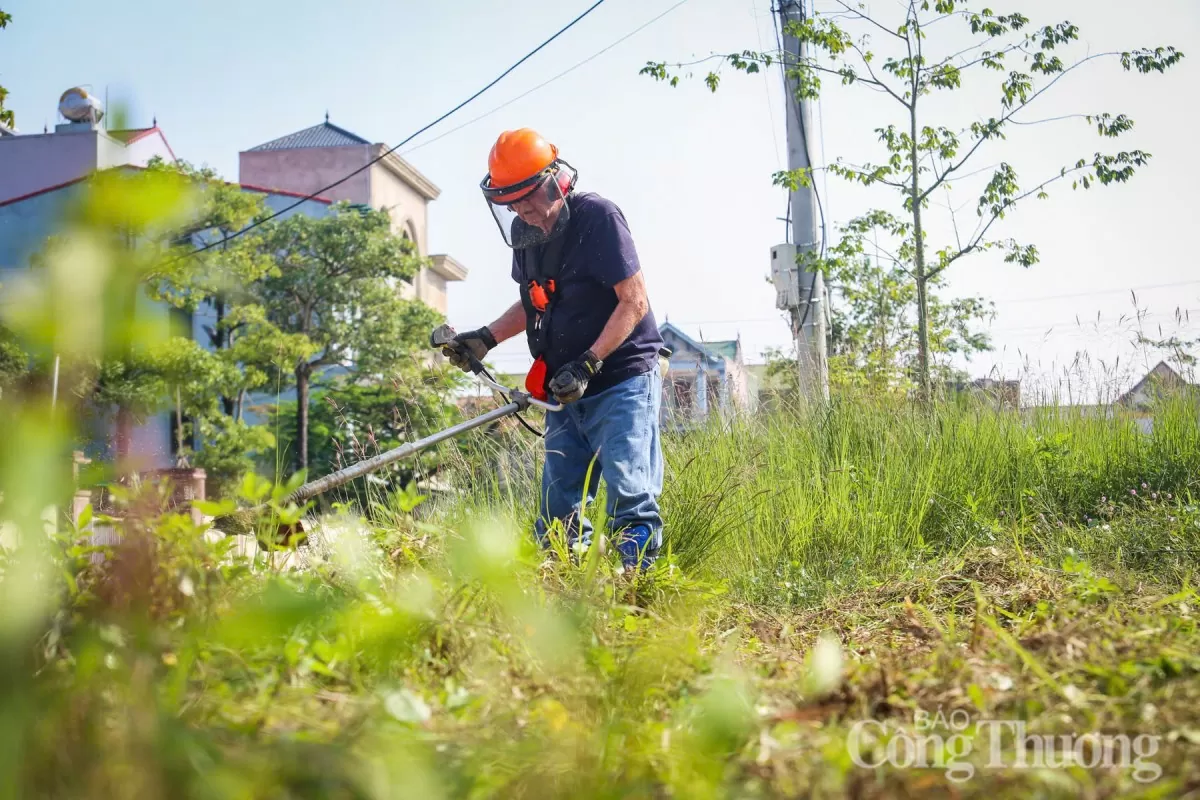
210, 324, 562, 539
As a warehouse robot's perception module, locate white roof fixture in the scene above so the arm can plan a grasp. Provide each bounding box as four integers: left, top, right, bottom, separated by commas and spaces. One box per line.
58, 87, 104, 124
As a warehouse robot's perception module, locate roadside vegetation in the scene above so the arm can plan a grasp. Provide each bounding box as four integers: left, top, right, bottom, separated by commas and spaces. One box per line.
3, 386, 1198, 797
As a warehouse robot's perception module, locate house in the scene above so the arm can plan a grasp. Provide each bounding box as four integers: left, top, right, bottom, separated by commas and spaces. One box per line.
1116, 361, 1192, 410
0, 90, 469, 470
658, 322, 750, 425
1113, 360, 1196, 433
239, 115, 467, 316
1, 178, 333, 471
1021, 360, 1196, 434
0, 101, 176, 206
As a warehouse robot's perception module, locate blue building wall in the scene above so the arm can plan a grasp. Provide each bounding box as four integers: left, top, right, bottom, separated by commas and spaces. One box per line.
0, 179, 336, 467
0, 185, 79, 272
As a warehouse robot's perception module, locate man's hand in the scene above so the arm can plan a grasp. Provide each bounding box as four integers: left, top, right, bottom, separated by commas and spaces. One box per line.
440, 326, 497, 373
548, 351, 602, 403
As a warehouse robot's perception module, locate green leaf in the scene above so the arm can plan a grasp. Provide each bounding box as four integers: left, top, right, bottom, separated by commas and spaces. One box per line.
307, 658, 338, 678
312, 639, 335, 664
194, 498, 236, 517
968, 683, 987, 712
284, 638, 305, 667
384, 689, 432, 724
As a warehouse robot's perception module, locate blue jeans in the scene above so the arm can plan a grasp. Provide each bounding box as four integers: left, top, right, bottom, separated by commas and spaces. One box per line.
535, 368, 664, 563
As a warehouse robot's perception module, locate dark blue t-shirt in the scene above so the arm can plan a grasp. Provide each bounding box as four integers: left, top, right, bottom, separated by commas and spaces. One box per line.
511, 191, 662, 398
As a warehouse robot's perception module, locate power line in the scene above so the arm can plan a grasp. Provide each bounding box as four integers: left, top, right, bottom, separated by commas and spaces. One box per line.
173, 0, 611, 262
661, 306, 1197, 334
809, 276, 1200, 314
992, 279, 1200, 306
401, 0, 695, 157
771, 7, 793, 244
986, 309, 1198, 336
751, 0, 785, 174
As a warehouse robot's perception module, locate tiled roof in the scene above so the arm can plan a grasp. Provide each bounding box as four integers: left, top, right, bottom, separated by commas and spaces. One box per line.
104, 126, 178, 161
247, 121, 372, 152
109, 127, 154, 143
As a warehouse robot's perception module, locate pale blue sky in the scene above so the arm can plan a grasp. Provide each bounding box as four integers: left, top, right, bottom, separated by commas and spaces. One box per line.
3, 0, 1198, 399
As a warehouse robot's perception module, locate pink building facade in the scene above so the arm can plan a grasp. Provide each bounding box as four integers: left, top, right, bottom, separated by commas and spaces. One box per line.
239, 119, 467, 314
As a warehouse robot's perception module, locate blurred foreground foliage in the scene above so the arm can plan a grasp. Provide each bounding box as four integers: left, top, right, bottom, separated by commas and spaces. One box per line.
2, 134, 1200, 799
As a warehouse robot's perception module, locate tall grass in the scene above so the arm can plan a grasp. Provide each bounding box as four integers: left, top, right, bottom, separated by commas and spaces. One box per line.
680, 393, 1198, 601
7, 161, 1200, 798
434, 391, 1200, 605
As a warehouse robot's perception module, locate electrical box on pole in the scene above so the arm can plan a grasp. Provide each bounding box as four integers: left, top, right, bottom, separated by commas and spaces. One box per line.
770, 243, 800, 310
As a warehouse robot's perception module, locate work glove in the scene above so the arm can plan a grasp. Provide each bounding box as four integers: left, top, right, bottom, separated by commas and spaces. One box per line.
441, 327, 497, 373
548, 351, 602, 404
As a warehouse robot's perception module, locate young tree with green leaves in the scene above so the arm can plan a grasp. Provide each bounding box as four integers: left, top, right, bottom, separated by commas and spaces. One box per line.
643, 0, 1183, 404
825, 210, 992, 390
252, 203, 441, 474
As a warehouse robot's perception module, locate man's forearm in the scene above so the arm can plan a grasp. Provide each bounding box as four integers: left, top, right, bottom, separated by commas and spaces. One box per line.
590, 297, 647, 361
487, 301, 525, 344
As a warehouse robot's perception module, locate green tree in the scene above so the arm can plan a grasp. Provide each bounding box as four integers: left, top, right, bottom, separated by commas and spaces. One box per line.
146, 335, 277, 496
644, 0, 1183, 404
25, 162, 285, 493
825, 211, 992, 391
253, 203, 441, 474
146, 158, 284, 419
270, 358, 463, 501
26, 167, 199, 463
143, 159, 313, 495
0, 321, 28, 397
0, 10, 13, 129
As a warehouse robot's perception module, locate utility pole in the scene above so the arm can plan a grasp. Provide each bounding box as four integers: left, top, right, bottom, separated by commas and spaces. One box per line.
777, 0, 828, 403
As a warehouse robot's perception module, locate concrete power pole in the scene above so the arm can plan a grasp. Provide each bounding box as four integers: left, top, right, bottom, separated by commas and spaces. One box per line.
777, 0, 829, 403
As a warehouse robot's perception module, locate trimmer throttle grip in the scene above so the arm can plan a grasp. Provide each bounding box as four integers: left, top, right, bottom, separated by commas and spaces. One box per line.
430, 324, 458, 349
430, 324, 486, 375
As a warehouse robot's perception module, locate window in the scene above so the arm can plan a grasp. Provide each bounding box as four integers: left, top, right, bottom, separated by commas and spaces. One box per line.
402, 220, 419, 251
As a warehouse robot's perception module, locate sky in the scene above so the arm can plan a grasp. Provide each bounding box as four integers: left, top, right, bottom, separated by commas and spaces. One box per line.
2, 0, 1198, 401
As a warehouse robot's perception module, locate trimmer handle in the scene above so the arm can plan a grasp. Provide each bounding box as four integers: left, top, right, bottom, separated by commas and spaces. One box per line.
430, 324, 486, 375
430, 324, 457, 349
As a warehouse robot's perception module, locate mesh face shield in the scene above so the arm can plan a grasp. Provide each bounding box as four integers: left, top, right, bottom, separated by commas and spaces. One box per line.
481, 161, 577, 249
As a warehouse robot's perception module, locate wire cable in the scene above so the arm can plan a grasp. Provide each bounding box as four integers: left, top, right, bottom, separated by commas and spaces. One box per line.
751, 0, 785, 175
477, 363, 545, 438
401, 0, 695, 157
771, 9, 794, 244
172, 0, 611, 263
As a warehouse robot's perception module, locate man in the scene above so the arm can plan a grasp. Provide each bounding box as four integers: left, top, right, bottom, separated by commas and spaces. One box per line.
440, 128, 665, 570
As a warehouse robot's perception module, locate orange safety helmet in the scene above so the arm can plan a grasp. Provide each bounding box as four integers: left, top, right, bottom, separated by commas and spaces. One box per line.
481, 128, 575, 205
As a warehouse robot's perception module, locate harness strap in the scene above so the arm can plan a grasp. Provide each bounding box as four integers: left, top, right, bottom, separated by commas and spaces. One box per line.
518, 202, 573, 399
